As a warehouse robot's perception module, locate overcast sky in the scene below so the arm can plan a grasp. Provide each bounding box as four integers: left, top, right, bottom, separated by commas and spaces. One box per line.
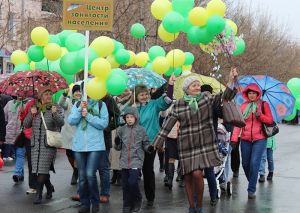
232, 0, 299, 42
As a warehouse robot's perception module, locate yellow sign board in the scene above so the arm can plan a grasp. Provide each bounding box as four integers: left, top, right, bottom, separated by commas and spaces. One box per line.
63, 0, 114, 31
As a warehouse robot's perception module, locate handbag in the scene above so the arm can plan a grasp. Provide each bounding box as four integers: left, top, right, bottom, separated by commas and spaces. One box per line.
41, 112, 63, 148
261, 102, 279, 137
222, 99, 246, 128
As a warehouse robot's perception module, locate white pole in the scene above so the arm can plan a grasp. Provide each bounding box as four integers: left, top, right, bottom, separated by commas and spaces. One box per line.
83, 30, 90, 101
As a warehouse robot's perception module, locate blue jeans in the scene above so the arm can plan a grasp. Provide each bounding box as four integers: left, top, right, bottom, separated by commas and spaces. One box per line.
98, 149, 110, 196
74, 151, 105, 208
14, 147, 26, 176
259, 148, 274, 176
122, 169, 142, 208
240, 139, 267, 194
204, 167, 217, 200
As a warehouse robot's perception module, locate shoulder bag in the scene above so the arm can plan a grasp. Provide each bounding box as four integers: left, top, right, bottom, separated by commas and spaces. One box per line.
41, 112, 63, 148
261, 102, 279, 137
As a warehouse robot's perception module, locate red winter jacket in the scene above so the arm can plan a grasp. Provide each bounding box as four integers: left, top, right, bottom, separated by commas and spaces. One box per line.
231, 84, 274, 143
19, 99, 35, 139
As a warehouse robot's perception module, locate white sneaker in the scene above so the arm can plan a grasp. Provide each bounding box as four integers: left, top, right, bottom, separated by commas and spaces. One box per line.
26, 188, 37, 194
7, 157, 14, 161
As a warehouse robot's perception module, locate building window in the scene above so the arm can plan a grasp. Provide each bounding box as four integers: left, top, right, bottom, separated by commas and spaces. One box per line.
7, 13, 16, 39
41, 0, 62, 14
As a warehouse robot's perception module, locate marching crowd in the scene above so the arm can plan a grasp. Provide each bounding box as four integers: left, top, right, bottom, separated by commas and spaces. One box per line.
0, 68, 277, 213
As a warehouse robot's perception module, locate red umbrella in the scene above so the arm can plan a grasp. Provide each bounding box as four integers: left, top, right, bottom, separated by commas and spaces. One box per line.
0, 70, 68, 98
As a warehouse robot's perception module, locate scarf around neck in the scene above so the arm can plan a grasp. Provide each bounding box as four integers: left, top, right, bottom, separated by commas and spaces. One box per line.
37, 102, 53, 113
183, 92, 204, 114
81, 100, 99, 130
243, 102, 258, 119
10, 99, 29, 113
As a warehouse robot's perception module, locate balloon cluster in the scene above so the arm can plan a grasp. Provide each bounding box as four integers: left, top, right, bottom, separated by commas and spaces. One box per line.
10, 27, 132, 99
285, 78, 300, 121
150, 0, 246, 56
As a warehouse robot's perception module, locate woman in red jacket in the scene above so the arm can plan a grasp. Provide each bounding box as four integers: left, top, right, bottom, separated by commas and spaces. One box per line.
231, 83, 273, 198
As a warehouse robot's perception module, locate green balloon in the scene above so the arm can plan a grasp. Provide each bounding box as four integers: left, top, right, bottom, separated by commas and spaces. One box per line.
58, 30, 75, 47
111, 68, 128, 83
76, 48, 98, 70
184, 52, 194, 65
287, 78, 300, 97
35, 58, 49, 71
183, 18, 193, 33
27, 45, 44, 62
145, 63, 152, 70
233, 37, 246, 56
162, 11, 184, 33
60, 52, 81, 75
284, 107, 297, 121
172, 0, 194, 16
187, 27, 214, 45
113, 40, 125, 54
50, 60, 74, 85
148, 46, 166, 61
207, 16, 226, 35
65, 33, 86, 52
164, 68, 173, 77
49, 34, 62, 46
130, 23, 146, 39
52, 90, 64, 103
13, 64, 30, 72
106, 74, 127, 96
174, 67, 182, 76
115, 49, 130, 65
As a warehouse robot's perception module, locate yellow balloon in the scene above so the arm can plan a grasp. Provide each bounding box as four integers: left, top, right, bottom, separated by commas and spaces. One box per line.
90, 36, 114, 57
11, 50, 29, 65
86, 78, 107, 100
207, 0, 226, 17
226, 19, 238, 35
126, 51, 136, 66
61, 47, 69, 57
106, 55, 120, 69
188, 7, 208, 27
152, 57, 170, 75
166, 49, 185, 67
44, 43, 62, 61
30, 61, 36, 70
31, 27, 49, 46
158, 24, 179, 43
90, 58, 112, 80
182, 65, 192, 71
151, 0, 172, 21
135, 52, 149, 67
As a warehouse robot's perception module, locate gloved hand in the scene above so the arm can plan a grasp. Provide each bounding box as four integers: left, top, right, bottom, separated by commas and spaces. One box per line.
147, 145, 155, 153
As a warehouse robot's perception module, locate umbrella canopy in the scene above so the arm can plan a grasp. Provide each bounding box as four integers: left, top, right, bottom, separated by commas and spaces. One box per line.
235, 75, 295, 122
0, 70, 68, 98
125, 68, 167, 89
174, 73, 225, 99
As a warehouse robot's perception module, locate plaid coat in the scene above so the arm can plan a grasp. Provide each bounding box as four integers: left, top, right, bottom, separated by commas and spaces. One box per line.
154, 88, 236, 175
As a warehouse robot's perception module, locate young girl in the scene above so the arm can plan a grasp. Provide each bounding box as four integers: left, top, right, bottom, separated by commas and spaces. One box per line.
115, 107, 153, 213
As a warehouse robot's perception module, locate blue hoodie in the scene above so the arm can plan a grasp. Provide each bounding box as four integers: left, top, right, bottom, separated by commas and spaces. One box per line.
68, 99, 109, 152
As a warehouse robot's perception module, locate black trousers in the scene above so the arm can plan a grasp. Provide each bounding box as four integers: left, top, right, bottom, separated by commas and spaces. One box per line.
231, 138, 240, 173
142, 151, 156, 202
25, 139, 37, 189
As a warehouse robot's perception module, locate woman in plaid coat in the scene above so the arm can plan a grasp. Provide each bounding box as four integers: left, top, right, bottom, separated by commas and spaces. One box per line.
154, 70, 238, 213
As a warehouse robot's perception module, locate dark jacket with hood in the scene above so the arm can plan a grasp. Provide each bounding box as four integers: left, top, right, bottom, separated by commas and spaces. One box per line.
114, 107, 150, 169
231, 83, 274, 143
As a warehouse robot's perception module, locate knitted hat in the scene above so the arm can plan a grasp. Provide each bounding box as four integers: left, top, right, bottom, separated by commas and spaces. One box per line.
72, 84, 81, 95
182, 76, 200, 93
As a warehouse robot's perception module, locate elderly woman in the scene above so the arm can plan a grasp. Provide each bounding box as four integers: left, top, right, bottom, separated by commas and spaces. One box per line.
231, 83, 273, 198
154, 70, 238, 213
24, 86, 64, 204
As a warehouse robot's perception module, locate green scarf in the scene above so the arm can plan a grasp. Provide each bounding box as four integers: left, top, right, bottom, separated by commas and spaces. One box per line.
82, 101, 99, 130
37, 102, 53, 113
243, 102, 258, 119
10, 99, 29, 113
183, 93, 204, 114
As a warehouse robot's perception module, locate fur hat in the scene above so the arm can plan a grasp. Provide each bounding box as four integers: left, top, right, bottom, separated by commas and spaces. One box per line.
38, 86, 52, 99
182, 76, 200, 93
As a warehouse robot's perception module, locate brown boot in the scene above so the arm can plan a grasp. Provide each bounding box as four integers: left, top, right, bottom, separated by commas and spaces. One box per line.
71, 194, 80, 201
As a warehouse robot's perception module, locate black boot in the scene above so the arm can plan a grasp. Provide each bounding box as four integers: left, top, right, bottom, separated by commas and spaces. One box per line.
115, 171, 122, 186
166, 163, 175, 190
33, 182, 43, 204
71, 168, 78, 185
45, 179, 55, 199
110, 170, 117, 184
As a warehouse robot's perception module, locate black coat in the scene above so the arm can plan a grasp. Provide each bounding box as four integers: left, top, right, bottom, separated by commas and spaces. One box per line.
0, 106, 5, 141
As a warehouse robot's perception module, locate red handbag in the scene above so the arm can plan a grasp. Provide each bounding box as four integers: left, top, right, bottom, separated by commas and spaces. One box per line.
23, 128, 32, 139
